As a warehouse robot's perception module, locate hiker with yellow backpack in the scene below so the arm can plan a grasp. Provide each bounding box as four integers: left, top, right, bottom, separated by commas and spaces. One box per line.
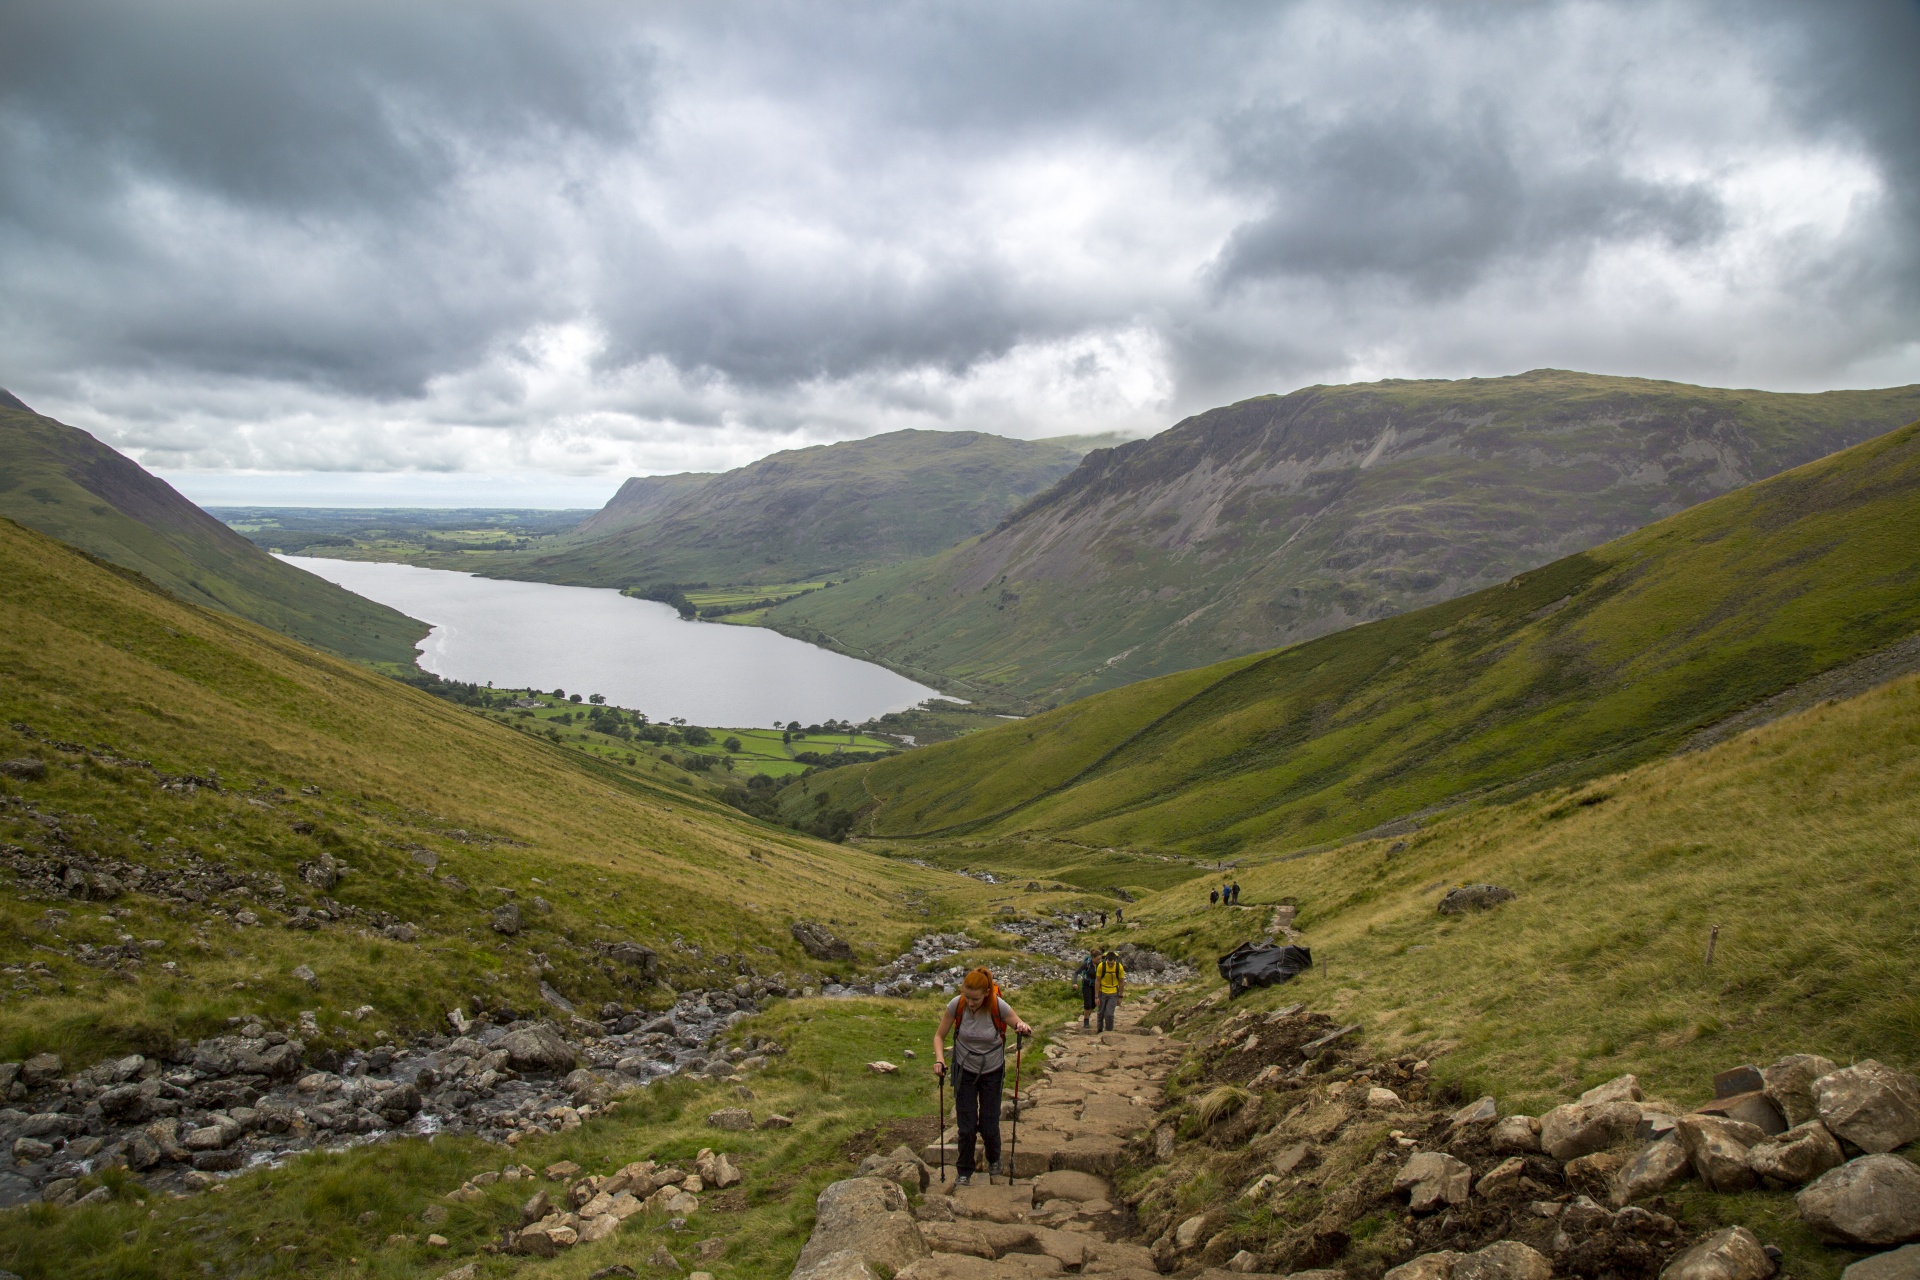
1094, 948, 1125, 1032
933, 967, 1034, 1186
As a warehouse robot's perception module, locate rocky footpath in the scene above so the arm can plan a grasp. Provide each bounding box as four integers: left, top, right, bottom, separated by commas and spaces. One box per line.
785, 988, 1920, 1280
0, 981, 786, 1208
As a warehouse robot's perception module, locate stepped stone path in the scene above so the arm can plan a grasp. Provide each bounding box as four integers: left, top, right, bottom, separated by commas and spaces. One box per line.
801, 1002, 1241, 1280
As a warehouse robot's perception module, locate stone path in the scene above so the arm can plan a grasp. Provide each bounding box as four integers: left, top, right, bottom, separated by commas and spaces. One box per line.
893, 1002, 1187, 1280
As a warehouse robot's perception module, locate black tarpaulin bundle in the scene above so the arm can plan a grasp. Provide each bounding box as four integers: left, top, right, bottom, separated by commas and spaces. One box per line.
1217, 941, 1314, 998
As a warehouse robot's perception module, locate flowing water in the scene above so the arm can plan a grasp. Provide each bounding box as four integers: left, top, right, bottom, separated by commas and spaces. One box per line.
283, 556, 941, 727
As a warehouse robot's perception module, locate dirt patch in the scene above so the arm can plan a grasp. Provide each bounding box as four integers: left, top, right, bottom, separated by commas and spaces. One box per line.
841, 1115, 941, 1165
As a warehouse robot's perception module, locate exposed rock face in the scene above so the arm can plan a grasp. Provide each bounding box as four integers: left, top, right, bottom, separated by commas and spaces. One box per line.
1658, 1226, 1776, 1280
1815, 1061, 1920, 1154
790, 1177, 929, 1280
1746, 1121, 1844, 1187
791, 921, 854, 962
498, 1023, 576, 1074
1437, 886, 1516, 915
1541, 1100, 1642, 1162
1797, 1155, 1920, 1246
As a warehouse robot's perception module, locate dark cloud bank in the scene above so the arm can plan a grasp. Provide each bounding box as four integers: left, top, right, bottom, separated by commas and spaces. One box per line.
1, 0, 1917, 492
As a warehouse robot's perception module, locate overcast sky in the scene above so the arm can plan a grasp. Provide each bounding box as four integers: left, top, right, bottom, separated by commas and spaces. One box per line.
4, 1, 1918, 506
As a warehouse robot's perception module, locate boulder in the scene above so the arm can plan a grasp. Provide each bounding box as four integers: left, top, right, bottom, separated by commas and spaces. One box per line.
183, 1116, 241, 1151
1714, 1066, 1766, 1098
1386, 1254, 1462, 1280
1564, 1152, 1628, 1198
858, 1145, 931, 1193
608, 942, 659, 978
1451, 1241, 1552, 1280
1491, 1115, 1542, 1154
1611, 1135, 1691, 1207
1437, 885, 1516, 914
1541, 1100, 1641, 1161
1798, 1155, 1920, 1246
1582, 1075, 1644, 1106
1817, 1061, 1920, 1154
1696, 1091, 1788, 1136
796, 1251, 880, 1280
20, 1053, 61, 1087
1676, 1114, 1764, 1193
1658, 1226, 1775, 1280
1764, 1055, 1839, 1127
1476, 1157, 1528, 1199
500, 1023, 576, 1074
790, 1177, 929, 1280
492, 902, 522, 936
791, 921, 854, 962
1451, 1097, 1498, 1127
1175, 1214, 1209, 1250
708, 1108, 753, 1131
1843, 1243, 1920, 1280
1747, 1121, 1845, 1187
1395, 1152, 1472, 1212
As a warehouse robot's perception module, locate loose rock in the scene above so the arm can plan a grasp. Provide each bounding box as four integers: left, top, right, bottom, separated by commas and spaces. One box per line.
1746, 1121, 1844, 1187
1658, 1226, 1775, 1280
1797, 1155, 1920, 1246
1816, 1061, 1920, 1154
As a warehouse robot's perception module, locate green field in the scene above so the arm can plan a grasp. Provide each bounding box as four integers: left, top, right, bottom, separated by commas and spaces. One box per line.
784, 417, 1920, 857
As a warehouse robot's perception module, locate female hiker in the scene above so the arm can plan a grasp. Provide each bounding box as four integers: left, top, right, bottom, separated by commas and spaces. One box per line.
1076, 950, 1098, 1028
934, 967, 1034, 1186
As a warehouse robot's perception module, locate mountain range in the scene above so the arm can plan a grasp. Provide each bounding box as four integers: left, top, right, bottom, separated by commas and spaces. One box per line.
764, 370, 1920, 705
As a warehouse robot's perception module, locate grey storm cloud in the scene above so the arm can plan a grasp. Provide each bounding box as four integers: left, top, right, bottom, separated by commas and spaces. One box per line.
0, 0, 1916, 488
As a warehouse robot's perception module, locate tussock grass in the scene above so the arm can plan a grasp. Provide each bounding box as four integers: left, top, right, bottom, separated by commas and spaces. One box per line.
1194, 1083, 1255, 1130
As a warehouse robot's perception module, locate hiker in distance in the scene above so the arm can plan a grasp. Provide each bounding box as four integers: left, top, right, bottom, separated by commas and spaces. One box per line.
1095, 948, 1125, 1032
934, 968, 1034, 1187
1076, 950, 1098, 1029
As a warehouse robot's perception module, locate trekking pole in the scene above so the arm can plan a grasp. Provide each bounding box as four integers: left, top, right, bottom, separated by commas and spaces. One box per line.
1010, 1032, 1026, 1185
937, 1062, 947, 1189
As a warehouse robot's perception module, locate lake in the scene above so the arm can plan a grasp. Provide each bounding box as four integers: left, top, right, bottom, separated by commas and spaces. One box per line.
282, 557, 942, 728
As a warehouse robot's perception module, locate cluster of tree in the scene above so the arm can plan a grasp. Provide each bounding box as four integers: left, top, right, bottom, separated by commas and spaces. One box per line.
790, 748, 896, 767
622, 582, 709, 620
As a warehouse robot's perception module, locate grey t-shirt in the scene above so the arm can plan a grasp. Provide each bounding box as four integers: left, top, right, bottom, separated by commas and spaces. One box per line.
947, 995, 1013, 1074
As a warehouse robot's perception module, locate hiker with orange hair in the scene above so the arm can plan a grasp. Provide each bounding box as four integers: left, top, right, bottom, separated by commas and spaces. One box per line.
933, 967, 1033, 1186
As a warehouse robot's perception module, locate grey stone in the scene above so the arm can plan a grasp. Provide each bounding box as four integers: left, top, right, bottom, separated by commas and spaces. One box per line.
1842, 1243, 1920, 1280
1715, 1066, 1766, 1098
1817, 1061, 1920, 1154
790, 1177, 929, 1280
1032, 1169, 1110, 1203
498, 1022, 576, 1074
1491, 1115, 1542, 1154
1437, 885, 1516, 914
19, 1053, 61, 1087
1611, 1136, 1692, 1206
1676, 1114, 1763, 1193
1541, 1100, 1641, 1162
10, 1137, 51, 1162
1696, 1091, 1788, 1136
1477, 1157, 1528, 1199
491, 902, 522, 936
790, 921, 854, 962
1659, 1226, 1775, 1280
1581, 1075, 1644, 1105
291, 964, 317, 988
1396, 1152, 1473, 1212
793, 1251, 879, 1280
1765, 1054, 1839, 1128
1451, 1097, 1498, 1127
1386, 1254, 1462, 1280
1747, 1121, 1845, 1187
1451, 1240, 1552, 1280
707, 1108, 753, 1131
1798, 1155, 1920, 1246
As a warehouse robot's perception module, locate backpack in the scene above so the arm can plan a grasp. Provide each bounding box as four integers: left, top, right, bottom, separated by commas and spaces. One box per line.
954, 986, 1008, 1040
1096, 959, 1123, 990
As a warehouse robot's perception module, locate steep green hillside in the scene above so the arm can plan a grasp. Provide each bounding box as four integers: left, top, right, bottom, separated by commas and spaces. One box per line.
572, 471, 716, 538
787, 417, 1920, 855
509, 428, 1086, 587
768, 371, 1920, 705
0, 515, 966, 1063
0, 397, 428, 664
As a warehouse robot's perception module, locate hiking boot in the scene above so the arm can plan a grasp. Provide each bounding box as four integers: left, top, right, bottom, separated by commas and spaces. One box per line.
988, 1159, 1006, 1181
953, 1173, 972, 1187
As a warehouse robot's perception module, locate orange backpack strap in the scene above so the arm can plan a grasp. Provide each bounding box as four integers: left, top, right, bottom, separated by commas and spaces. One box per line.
989, 983, 1008, 1039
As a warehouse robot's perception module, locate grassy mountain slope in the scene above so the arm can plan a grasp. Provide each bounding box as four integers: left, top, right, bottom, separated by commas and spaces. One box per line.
0, 515, 972, 1064
572, 471, 717, 538
510, 429, 1087, 587
767, 371, 1920, 705
786, 416, 1920, 855
1127, 667, 1920, 1115
0, 397, 427, 665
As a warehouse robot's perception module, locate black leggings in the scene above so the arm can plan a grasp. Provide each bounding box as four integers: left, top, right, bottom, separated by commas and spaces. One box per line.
954, 1065, 1003, 1175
